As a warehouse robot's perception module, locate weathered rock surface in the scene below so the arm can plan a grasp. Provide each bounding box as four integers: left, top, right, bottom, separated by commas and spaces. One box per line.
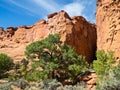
0, 11, 96, 62
96, 0, 120, 59
76, 71, 96, 90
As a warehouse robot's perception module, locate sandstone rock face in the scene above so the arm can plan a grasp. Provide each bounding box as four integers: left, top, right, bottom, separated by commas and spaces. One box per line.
96, 0, 120, 58
47, 11, 96, 63
77, 71, 97, 90
0, 11, 96, 62
0, 27, 5, 40
13, 21, 49, 43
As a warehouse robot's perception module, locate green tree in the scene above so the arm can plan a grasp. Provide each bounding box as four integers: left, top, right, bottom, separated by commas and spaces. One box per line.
25, 34, 88, 82
0, 53, 14, 77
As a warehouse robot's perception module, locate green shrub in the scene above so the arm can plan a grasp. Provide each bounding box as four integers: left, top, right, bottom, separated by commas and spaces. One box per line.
39, 79, 62, 90
25, 34, 88, 82
38, 79, 85, 90
0, 78, 28, 90
93, 50, 114, 77
96, 62, 120, 90
0, 53, 14, 76
7, 58, 30, 81
93, 50, 120, 90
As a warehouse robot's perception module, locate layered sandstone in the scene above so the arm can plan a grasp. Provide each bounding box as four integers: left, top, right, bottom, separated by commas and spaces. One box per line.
96, 0, 120, 58
0, 11, 96, 62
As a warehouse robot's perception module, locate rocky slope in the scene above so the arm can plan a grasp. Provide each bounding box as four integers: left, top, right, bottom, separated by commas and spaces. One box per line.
0, 11, 96, 63
96, 0, 120, 59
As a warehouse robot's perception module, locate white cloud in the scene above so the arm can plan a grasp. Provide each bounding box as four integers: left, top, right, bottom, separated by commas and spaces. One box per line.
62, 2, 84, 17
31, 0, 85, 17
7, 0, 85, 17
7, 0, 40, 17
32, 0, 59, 12
8, 0, 32, 12
5, 0, 95, 22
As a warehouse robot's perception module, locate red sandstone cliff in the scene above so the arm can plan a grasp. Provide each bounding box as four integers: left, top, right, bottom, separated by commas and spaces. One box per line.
96, 0, 120, 59
0, 11, 96, 63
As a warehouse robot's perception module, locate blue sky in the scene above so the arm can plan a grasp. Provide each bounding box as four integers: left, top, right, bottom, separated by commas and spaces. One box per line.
0, 0, 97, 29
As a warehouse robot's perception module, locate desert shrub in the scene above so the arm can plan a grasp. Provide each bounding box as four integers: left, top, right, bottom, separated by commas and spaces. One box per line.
0, 78, 28, 90
39, 79, 62, 90
62, 83, 85, 90
25, 34, 88, 82
93, 50, 114, 77
96, 61, 120, 90
0, 79, 85, 90
20, 59, 29, 77
0, 53, 14, 77
25, 70, 45, 82
39, 79, 85, 90
93, 50, 120, 90
8, 58, 29, 81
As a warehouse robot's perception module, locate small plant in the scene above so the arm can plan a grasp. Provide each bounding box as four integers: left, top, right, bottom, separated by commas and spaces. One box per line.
39, 79, 62, 90
0, 53, 14, 77
93, 50, 114, 77
8, 58, 29, 81
93, 50, 120, 90
96, 61, 120, 90
39, 79, 85, 90
20, 58, 29, 78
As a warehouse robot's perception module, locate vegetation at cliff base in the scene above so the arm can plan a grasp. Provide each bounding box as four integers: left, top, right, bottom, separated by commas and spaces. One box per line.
93, 50, 114, 77
93, 50, 120, 90
0, 34, 120, 90
25, 34, 89, 82
95, 62, 120, 90
0, 53, 14, 78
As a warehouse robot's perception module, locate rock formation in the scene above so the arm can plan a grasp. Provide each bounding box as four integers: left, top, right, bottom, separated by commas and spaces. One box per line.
96, 0, 120, 59
0, 11, 96, 63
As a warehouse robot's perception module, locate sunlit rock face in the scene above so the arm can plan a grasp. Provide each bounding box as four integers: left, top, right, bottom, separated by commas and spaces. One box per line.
0, 11, 96, 63
96, 0, 120, 59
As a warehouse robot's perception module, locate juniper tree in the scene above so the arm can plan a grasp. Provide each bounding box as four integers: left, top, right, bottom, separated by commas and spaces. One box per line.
25, 34, 88, 82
